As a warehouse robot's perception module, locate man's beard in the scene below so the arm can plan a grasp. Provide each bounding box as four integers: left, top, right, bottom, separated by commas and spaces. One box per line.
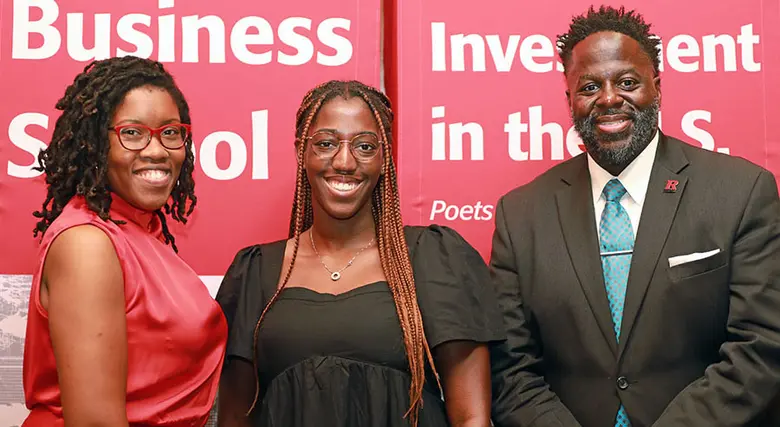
573, 98, 660, 170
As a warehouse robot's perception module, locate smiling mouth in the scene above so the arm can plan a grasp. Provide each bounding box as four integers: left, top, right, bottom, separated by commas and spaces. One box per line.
325, 178, 363, 195
596, 117, 632, 134
135, 169, 171, 186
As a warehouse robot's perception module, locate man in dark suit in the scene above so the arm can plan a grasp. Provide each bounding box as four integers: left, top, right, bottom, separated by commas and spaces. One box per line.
488, 6, 780, 427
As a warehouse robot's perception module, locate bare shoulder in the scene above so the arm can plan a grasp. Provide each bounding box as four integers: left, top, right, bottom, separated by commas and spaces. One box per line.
50, 223, 115, 249
44, 224, 123, 293
42, 224, 130, 425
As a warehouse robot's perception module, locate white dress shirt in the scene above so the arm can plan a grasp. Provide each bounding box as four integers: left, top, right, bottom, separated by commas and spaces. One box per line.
588, 130, 660, 241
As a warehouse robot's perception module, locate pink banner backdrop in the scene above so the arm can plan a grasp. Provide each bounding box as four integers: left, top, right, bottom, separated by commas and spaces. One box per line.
2, 0, 780, 424
394, 0, 780, 260
0, 0, 381, 276
0, 0, 380, 424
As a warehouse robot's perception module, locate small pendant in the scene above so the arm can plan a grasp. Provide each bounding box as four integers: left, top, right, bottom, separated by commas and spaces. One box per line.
330, 272, 341, 281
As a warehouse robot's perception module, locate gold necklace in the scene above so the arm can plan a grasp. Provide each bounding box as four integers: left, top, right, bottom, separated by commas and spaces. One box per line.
309, 228, 375, 281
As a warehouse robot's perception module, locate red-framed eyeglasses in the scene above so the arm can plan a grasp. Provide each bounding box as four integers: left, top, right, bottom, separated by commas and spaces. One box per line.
108, 123, 191, 151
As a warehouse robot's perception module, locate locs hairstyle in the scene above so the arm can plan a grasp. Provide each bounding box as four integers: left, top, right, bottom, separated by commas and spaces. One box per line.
32, 56, 196, 252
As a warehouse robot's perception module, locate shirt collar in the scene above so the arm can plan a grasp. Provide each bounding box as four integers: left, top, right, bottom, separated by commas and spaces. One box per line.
588, 129, 660, 206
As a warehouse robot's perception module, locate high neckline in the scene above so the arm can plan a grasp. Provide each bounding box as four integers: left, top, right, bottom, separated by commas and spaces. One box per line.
108, 194, 163, 238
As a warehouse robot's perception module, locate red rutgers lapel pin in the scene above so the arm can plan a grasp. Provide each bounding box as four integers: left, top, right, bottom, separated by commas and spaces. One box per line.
664, 179, 679, 193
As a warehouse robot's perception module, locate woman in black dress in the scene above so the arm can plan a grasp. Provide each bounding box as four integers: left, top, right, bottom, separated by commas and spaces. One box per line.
215, 80, 505, 427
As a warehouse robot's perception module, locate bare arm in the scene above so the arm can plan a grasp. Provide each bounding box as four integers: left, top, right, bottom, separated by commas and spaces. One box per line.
217, 357, 255, 427
43, 225, 129, 427
436, 341, 492, 427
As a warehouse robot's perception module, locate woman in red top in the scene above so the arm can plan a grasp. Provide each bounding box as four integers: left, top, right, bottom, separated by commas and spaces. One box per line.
22, 56, 227, 427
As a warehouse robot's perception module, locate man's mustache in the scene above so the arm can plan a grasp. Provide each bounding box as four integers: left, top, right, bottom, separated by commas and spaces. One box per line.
586, 108, 638, 121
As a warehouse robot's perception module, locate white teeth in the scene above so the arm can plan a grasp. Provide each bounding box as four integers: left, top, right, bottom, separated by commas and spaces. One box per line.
137, 170, 169, 181
328, 181, 358, 192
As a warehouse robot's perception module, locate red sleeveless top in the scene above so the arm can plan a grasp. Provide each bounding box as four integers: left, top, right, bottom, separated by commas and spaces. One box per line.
23, 195, 227, 426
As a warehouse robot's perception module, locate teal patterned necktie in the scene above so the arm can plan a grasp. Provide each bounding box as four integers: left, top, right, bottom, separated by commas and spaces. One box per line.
599, 178, 634, 427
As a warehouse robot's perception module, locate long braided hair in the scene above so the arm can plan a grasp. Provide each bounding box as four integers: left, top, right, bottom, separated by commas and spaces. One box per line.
246, 80, 440, 426
32, 56, 196, 252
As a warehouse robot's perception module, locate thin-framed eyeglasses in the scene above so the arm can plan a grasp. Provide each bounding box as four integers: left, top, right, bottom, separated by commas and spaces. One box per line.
108, 123, 191, 151
301, 130, 383, 162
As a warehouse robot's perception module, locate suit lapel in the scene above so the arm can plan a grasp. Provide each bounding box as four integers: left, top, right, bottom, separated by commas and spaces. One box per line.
556, 157, 618, 355
617, 134, 689, 359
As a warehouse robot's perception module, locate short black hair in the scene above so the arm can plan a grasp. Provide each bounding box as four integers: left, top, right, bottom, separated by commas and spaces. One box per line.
33, 56, 196, 252
557, 5, 661, 75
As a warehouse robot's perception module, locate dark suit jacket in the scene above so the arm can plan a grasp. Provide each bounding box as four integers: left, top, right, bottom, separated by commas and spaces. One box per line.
489, 133, 780, 427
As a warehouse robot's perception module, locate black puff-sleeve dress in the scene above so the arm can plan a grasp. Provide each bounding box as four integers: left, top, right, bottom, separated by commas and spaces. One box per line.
215, 225, 506, 426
